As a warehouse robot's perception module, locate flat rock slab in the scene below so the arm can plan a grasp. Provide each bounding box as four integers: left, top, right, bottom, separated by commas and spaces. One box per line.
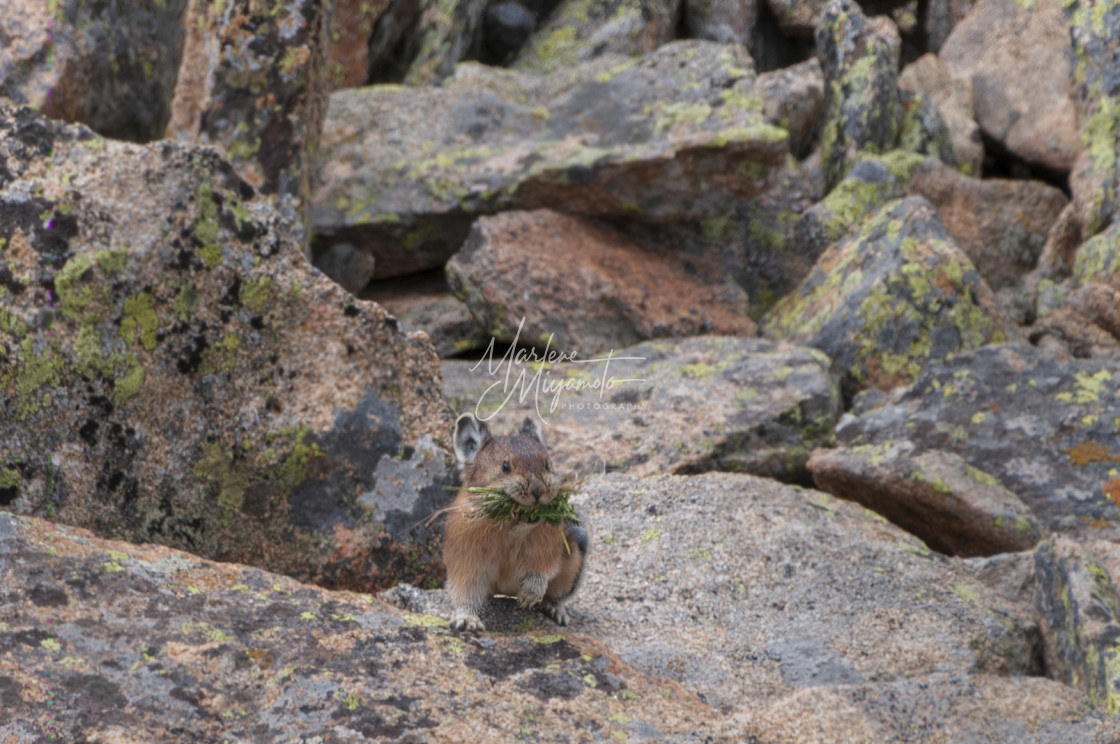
0, 511, 724, 743
310, 40, 788, 278
0, 105, 451, 593
837, 343, 1120, 544
445, 210, 756, 355
442, 336, 841, 482
808, 442, 1045, 557
395, 471, 1105, 739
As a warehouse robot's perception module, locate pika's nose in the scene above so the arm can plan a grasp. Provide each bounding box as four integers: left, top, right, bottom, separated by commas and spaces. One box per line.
531, 482, 545, 502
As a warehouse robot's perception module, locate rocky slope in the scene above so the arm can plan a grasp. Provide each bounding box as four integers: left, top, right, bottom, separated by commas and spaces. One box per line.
3, 0, 1120, 739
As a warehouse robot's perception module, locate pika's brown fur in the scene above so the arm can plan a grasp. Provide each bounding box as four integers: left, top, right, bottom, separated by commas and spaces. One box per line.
444, 413, 587, 632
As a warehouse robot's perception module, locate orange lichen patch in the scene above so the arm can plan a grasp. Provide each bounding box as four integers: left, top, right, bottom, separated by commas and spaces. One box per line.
1065, 441, 1120, 466
1104, 478, 1120, 507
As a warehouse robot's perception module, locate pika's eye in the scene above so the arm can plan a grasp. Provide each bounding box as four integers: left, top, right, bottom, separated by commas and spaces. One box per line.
502, 460, 511, 473
545, 459, 551, 471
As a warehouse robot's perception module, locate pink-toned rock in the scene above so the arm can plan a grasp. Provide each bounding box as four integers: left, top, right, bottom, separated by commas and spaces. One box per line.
899, 53, 983, 176
445, 210, 756, 355
940, 0, 1079, 172
328, 0, 391, 89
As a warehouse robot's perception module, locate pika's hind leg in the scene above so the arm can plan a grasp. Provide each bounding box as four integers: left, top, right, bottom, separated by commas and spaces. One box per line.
542, 525, 588, 626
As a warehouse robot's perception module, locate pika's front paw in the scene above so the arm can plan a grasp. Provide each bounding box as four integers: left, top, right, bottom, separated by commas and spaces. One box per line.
518, 574, 549, 609
450, 610, 485, 632
542, 603, 571, 626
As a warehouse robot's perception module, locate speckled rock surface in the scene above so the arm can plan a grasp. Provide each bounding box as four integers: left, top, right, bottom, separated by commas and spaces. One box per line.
1035, 536, 1120, 715
756, 58, 825, 159
0, 105, 452, 593
0, 0, 188, 142
445, 210, 756, 355
1074, 219, 1120, 292
402, 0, 488, 85
1068, 0, 1120, 238
442, 336, 840, 481
815, 1, 953, 190
808, 442, 1045, 557
391, 471, 1107, 740
939, 0, 1079, 173
766, 0, 829, 37
762, 196, 1009, 398
167, 0, 332, 250
898, 53, 983, 176
511, 0, 681, 73
837, 344, 1120, 544
310, 40, 788, 278
683, 0, 757, 47
0, 511, 724, 743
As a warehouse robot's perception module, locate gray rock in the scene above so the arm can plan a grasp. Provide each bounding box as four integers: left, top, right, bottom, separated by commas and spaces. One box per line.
313, 242, 376, 295
836, 343, 1120, 543
899, 53, 983, 176
403, 0, 489, 85
483, 1, 538, 62
364, 277, 490, 358
1035, 536, 1120, 713
311, 40, 788, 278
445, 210, 757, 356
762, 196, 1009, 398
0, 0, 188, 143
756, 58, 824, 159
441, 335, 841, 482
511, 0, 681, 73
0, 104, 452, 594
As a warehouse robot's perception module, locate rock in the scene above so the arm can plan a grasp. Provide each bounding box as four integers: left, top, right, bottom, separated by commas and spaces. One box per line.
312, 242, 377, 295
756, 58, 825, 159
310, 41, 788, 278
1074, 220, 1120, 291
367, 0, 427, 83
441, 336, 840, 481
921, 0, 973, 53
0, 105, 452, 593
899, 53, 983, 176
328, 0, 390, 89
762, 196, 1009, 399
683, 0, 758, 47
482, 1, 539, 63
1067, 3, 1120, 237
808, 443, 1045, 557
766, 0, 829, 37
1071, 283, 1120, 342
362, 273, 490, 358
1027, 306, 1120, 361
1035, 536, 1120, 714
746, 673, 1102, 743
444, 210, 756, 355
390, 471, 1079, 730
0, 511, 723, 742
836, 344, 1120, 543
0, 0, 188, 142
166, 0, 332, 252
940, 0, 1079, 173
511, 0, 681, 73
907, 160, 1069, 291
403, 0, 488, 85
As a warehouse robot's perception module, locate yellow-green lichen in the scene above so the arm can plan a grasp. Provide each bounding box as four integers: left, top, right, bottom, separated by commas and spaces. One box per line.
121, 292, 159, 351
55, 254, 94, 319
193, 441, 250, 513
0, 468, 18, 489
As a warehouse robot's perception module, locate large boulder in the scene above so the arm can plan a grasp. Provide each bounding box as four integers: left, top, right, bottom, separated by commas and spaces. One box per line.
441, 336, 840, 482
310, 40, 788, 281
0, 105, 452, 592
386, 471, 1106, 740
837, 344, 1120, 544
403, 0, 488, 85
0, 0, 188, 142
328, 0, 391, 88
898, 53, 983, 176
762, 196, 1009, 398
166, 0, 333, 252
0, 511, 721, 742
940, 0, 1079, 173
445, 210, 757, 355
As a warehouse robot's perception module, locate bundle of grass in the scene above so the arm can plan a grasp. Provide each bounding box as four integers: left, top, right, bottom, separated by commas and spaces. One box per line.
467, 487, 580, 552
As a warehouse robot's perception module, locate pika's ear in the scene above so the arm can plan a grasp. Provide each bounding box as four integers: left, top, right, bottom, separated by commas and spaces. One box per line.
454, 413, 490, 465
520, 416, 544, 445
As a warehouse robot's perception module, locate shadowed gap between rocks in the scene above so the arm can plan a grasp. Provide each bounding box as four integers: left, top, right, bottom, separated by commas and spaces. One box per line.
980, 130, 1071, 197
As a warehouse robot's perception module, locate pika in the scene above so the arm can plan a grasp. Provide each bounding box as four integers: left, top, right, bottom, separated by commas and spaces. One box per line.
444, 413, 588, 632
